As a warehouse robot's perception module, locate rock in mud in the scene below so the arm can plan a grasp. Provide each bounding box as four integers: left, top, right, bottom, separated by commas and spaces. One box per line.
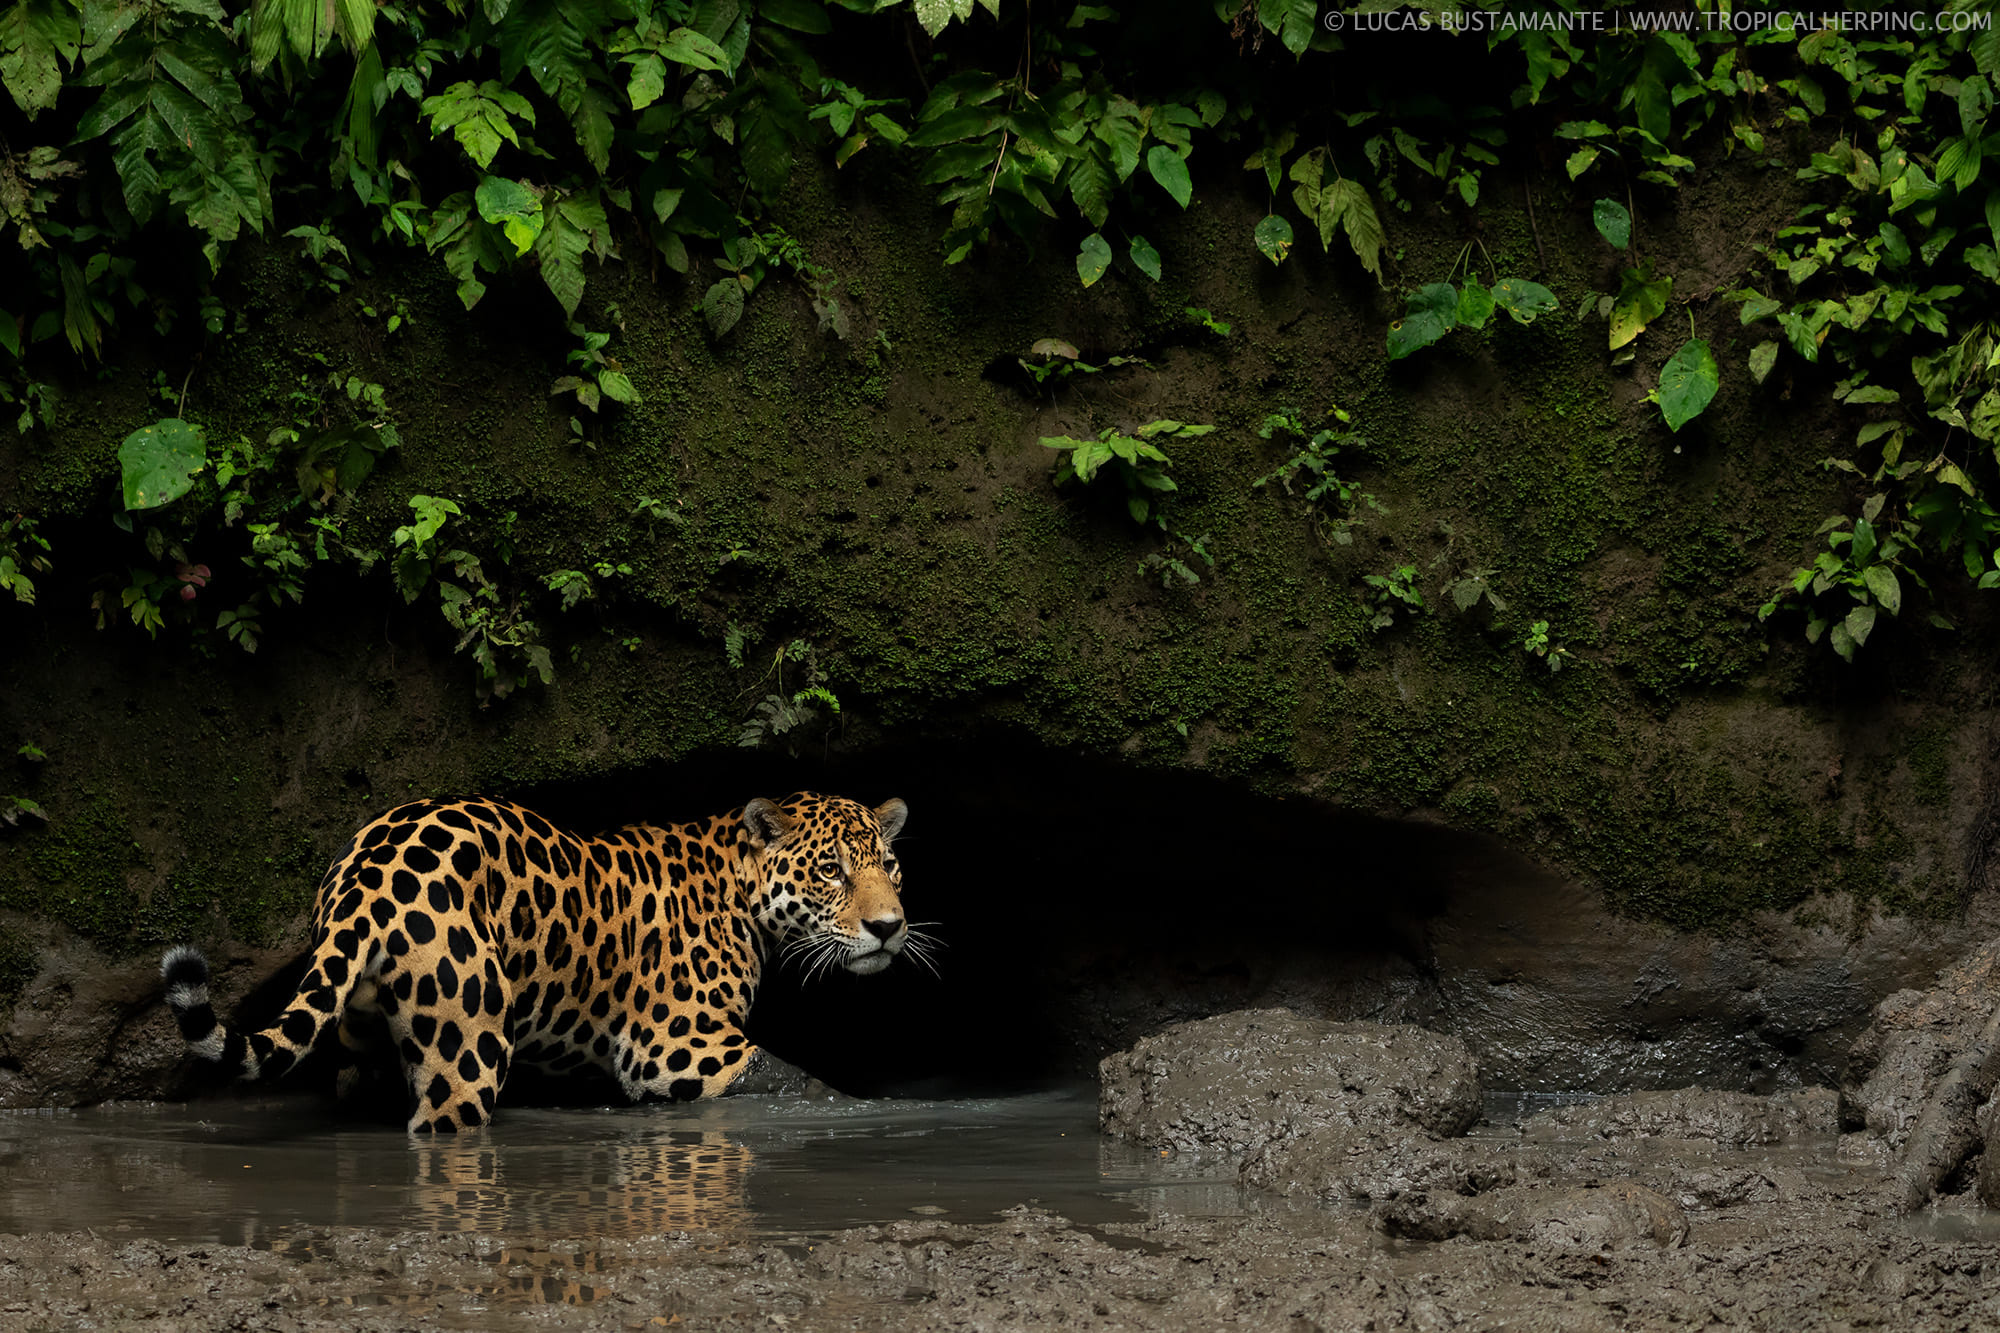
1375, 1179, 1690, 1250
1520, 1085, 1839, 1144
1097, 1009, 1481, 1155
1844, 937, 2000, 1151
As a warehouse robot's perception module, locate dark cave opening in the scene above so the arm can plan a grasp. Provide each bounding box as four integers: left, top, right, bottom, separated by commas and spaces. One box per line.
507, 745, 1484, 1100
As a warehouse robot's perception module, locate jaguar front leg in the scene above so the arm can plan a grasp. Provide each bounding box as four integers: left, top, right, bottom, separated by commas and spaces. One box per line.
622, 1017, 764, 1102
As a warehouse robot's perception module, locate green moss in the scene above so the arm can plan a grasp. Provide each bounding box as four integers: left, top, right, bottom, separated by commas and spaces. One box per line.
0, 923, 36, 1022
1904, 722, 1953, 809
0, 164, 1983, 952
12, 795, 144, 940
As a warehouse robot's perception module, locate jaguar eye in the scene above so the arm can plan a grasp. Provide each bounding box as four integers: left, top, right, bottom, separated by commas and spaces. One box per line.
817, 861, 842, 881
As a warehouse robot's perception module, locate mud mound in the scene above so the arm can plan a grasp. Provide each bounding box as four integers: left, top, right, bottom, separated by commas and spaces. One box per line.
1522, 1086, 1839, 1145
1845, 938, 2000, 1151
1240, 1121, 1526, 1200
1097, 1009, 1482, 1156
1376, 1180, 1690, 1249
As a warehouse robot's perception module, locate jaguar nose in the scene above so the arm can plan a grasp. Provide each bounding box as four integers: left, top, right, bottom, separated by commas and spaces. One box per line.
862, 916, 904, 942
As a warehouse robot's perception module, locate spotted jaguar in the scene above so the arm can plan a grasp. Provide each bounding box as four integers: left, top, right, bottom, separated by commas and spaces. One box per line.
161, 792, 914, 1131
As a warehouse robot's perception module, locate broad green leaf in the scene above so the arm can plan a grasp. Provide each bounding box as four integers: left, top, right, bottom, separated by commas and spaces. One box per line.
1863, 564, 1902, 615
1386, 283, 1458, 360
1565, 146, 1599, 179
1593, 197, 1631, 249
759, 0, 830, 33
1, 0, 80, 117
1844, 602, 1877, 649
1609, 269, 1672, 349
598, 369, 640, 404
1655, 337, 1719, 432
1321, 177, 1384, 284
662, 27, 730, 74
119, 418, 207, 510
1748, 340, 1779, 384
1093, 111, 1143, 181
627, 54, 666, 110
535, 202, 590, 317
1492, 279, 1558, 324
1146, 145, 1192, 208
1253, 213, 1292, 266
912, 0, 972, 37
1852, 517, 1878, 567
1129, 235, 1161, 282
1737, 293, 1782, 323
475, 175, 542, 255
703, 276, 745, 337
1076, 231, 1112, 286
1067, 153, 1112, 228
1457, 279, 1495, 330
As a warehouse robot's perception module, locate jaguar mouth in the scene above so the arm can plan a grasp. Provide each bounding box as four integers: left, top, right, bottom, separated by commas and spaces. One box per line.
843, 947, 896, 975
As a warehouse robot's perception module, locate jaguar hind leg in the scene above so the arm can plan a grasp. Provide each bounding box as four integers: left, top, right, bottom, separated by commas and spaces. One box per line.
373, 957, 516, 1133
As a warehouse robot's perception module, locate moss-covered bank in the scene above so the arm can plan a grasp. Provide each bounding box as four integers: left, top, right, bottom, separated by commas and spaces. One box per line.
1, 157, 1995, 1011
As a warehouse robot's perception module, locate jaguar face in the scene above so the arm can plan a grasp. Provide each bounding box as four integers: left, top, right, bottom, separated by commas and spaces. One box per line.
744, 793, 914, 976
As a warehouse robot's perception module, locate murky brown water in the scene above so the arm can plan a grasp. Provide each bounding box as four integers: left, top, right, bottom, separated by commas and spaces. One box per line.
0, 1088, 1235, 1248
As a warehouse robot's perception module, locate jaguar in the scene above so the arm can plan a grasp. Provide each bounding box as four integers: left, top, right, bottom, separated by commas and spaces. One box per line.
161, 791, 914, 1131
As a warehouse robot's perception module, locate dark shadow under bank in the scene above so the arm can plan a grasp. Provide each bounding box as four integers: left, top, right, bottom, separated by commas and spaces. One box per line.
150, 742, 2000, 1125
212, 745, 1463, 1112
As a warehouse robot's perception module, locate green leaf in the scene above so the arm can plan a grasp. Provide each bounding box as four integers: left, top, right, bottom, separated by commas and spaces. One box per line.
1863, 564, 1902, 615
1737, 293, 1782, 324
1565, 146, 1600, 179
1851, 517, 1878, 567
759, 0, 830, 33
1844, 602, 1878, 649
475, 175, 543, 255
1593, 197, 1631, 249
1146, 145, 1192, 209
1386, 283, 1458, 361
1655, 338, 1719, 432
703, 276, 745, 337
1067, 153, 1112, 229
1, 0, 80, 118
1253, 213, 1292, 266
1321, 177, 1383, 284
1456, 279, 1495, 330
119, 418, 207, 510
1748, 340, 1779, 384
1129, 235, 1161, 282
1093, 110, 1144, 181
1609, 269, 1672, 349
627, 54, 666, 110
1492, 279, 1558, 324
662, 27, 731, 74
1076, 231, 1112, 286
597, 369, 640, 405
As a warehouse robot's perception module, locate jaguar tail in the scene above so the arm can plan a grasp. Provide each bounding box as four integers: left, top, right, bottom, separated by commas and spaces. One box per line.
160, 941, 359, 1084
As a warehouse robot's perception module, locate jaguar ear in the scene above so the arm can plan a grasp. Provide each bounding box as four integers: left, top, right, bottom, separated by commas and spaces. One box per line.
742, 798, 795, 849
875, 798, 908, 842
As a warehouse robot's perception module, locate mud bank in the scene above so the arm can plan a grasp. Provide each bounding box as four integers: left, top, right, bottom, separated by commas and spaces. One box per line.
13, 997, 2000, 1330
0, 1125, 1989, 1332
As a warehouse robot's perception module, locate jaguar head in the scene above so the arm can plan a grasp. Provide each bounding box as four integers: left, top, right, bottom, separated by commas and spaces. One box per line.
743, 792, 912, 976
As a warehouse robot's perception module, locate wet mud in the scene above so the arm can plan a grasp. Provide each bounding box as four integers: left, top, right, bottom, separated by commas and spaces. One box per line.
9, 1006, 2000, 1330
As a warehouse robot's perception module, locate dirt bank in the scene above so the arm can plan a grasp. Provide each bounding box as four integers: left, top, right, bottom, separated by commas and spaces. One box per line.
12, 1000, 2000, 1330
0, 1138, 1989, 1332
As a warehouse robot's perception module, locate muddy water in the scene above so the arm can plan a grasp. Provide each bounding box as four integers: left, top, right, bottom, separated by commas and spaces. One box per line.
0, 1088, 1233, 1246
